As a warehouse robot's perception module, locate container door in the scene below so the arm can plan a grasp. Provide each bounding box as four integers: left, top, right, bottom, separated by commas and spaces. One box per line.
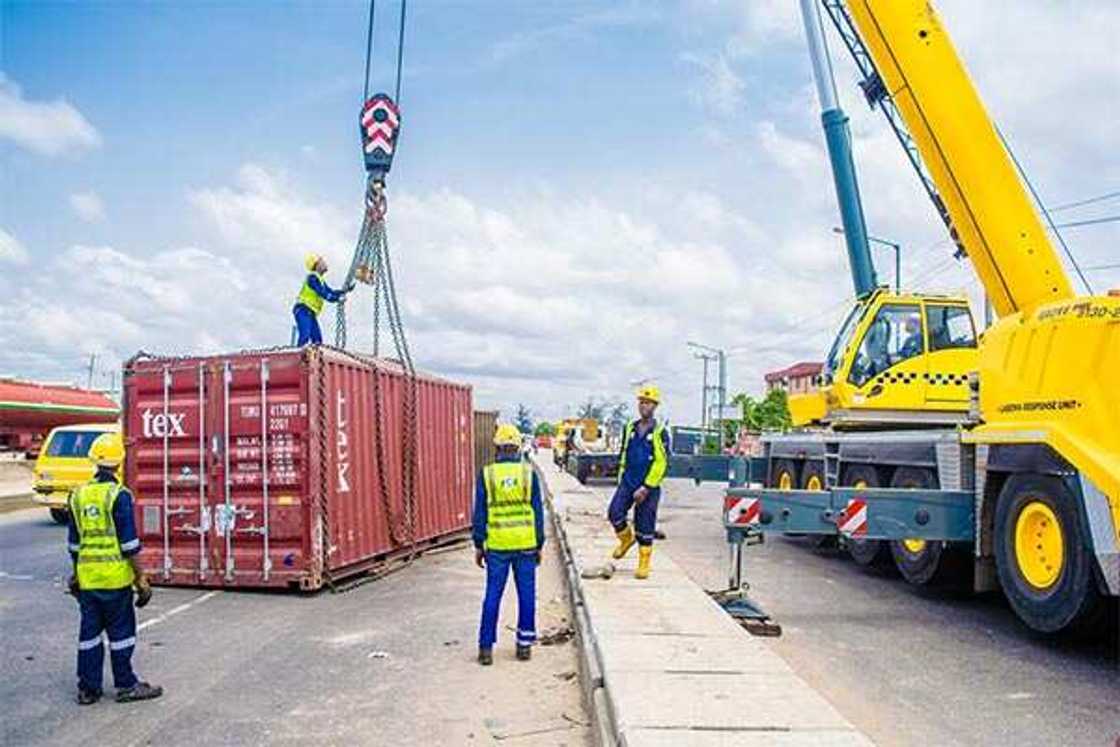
217, 354, 308, 585
128, 362, 212, 581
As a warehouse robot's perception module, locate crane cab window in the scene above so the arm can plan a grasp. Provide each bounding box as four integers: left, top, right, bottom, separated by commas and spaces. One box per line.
926, 304, 977, 352
848, 304, 923, 387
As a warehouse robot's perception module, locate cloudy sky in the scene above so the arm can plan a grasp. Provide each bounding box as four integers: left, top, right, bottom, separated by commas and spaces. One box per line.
2, 1, 1117, 424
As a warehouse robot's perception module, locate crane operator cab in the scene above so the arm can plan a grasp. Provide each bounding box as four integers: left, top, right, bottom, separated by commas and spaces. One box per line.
789, 287, 979, 428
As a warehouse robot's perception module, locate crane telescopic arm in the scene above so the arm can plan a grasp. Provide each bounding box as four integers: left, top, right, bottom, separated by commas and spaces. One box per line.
837, 0, 1073, 316
798, 0, 878, 298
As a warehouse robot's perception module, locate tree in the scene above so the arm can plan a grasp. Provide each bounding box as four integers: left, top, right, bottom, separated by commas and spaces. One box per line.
534, 421, 556, 437
514, 403, 534, 434
732, 389, 792, 432
606, 401, 629, 435
576, 397, 605, 420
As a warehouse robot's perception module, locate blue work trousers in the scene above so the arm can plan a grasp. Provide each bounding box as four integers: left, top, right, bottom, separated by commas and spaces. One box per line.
77, 588, 139, 694
608, 481, 661, 546
478, 550, 537, 649
293, 304, 322, 346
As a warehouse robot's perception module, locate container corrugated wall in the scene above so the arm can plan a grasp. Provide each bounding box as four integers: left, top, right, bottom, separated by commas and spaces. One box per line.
473, 410, 498, 476
123, 347, 473, 590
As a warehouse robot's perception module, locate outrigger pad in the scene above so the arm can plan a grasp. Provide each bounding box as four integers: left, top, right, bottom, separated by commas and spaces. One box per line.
360, 93, 401, 178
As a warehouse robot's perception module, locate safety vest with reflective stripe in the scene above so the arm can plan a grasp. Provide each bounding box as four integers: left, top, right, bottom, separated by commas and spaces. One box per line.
296, 272, 326, 315
69, 482, 135, 590
618, 420, 668, 488
483, 462, 537, 552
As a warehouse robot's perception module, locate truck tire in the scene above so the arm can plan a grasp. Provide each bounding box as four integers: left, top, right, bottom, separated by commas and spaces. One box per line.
888, 467, 962, 585
800, 461, 825, 491
994, 474, 1101, 634
50, 508, 69, 525
770, 459, 798, 491
799, 462, 836, 547
842, 464, 888, 567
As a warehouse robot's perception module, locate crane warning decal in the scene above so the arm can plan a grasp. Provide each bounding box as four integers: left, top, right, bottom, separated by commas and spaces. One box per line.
837, 498, 868, 538
725, 495, 761, 527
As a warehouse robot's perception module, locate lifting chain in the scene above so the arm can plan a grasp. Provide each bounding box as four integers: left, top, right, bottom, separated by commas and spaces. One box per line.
312, 348, 335, 590
333, 181, 418, 561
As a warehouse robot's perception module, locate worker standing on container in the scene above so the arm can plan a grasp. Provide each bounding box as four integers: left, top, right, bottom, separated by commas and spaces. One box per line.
607, 385, 670, 579
67, 433, 162, 705
473, 423, 544, 666
293, 253, 349, 346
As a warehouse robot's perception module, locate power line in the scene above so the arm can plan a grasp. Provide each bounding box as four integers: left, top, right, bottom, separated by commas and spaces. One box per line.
1049, 215, 1120, 230
1047, 189, 1120, 213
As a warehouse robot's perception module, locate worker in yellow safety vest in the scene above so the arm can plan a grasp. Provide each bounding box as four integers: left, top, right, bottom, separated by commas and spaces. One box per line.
67, 433, 162, 705
293, 253, 350, 346
607, 385, 671, 579
473, 423, 545, 666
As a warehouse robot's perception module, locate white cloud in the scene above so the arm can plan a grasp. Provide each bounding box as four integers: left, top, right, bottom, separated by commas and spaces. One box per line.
0, 74, 101, 156
0, 228, 30, 265
681, 51, 746, 115
69, 192, 107, 223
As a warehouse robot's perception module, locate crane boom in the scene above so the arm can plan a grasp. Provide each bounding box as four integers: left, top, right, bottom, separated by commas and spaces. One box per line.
841, 0, 1073, 316
798, 0, 877, 297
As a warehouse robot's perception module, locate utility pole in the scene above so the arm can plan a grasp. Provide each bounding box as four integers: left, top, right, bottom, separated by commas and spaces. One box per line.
688, 342, 727, 450
86, 353, 97, 389
694, 352, 717, 430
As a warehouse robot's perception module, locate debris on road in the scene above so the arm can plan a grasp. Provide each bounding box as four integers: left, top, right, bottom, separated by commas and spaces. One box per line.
579, 562, 614, 580
539, 625, 574, 646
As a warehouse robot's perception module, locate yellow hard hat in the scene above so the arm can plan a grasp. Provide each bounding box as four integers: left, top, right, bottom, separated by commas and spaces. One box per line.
89, 432, 124, 468
304, 253, 322, 272
493, 423, 522, 447
637, 384, 661, 404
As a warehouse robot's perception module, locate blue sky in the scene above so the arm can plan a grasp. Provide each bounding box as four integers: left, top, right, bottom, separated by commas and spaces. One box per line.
2, 1, 1118, 422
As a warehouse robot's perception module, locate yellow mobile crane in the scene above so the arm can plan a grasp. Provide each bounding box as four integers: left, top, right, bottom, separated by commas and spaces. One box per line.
744, 0, 1119, 634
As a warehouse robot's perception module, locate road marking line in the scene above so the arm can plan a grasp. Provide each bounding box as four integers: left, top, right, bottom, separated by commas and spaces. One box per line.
0, 571, 35, 581
138, 590, 218, 631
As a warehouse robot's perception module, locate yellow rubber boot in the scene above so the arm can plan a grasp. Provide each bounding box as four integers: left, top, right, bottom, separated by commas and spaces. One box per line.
612, 526, 636, 560
635, 546, 652, 579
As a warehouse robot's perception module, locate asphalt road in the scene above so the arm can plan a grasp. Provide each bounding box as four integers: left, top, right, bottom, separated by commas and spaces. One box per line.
0, 506, 588, 746
649, 478, 1120, 747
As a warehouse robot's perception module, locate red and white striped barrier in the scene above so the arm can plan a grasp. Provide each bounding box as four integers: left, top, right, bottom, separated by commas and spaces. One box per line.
837, 498, 868, 538
724, 495, 761, 527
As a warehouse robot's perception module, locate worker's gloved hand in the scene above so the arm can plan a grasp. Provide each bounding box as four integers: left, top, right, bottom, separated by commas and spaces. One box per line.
67, 575, 80, 598
474, 548, 486, 569
534, 550, 542, 566
633, 485, 650, 504
134, 577, 153, 608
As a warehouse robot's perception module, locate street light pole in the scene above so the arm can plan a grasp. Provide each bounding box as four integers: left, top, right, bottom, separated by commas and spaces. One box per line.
834, 226, 901, 293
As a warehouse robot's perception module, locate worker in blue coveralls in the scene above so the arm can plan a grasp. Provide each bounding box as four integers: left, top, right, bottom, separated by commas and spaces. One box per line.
473, 423, 545, 666
608, 385, 670, 579
293, 253, 349, 346
67, 433, 162, 705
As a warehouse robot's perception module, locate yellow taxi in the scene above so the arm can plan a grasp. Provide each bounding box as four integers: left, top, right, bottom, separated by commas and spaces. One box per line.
32, 422, 120, 524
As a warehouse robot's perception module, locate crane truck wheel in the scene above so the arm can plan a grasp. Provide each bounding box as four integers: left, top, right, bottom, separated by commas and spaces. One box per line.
800, 462, 836, 548
994, 474, 1101, 634
770, 459, 798, 491
772, 459, 808, 540
888, 467, 963, 585
800, 462, 825, 492
50, 508, 70, 525
843, 465, 889, 567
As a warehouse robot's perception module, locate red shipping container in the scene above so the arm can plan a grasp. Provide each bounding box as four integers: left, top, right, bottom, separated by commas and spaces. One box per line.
122, 347, 474, 590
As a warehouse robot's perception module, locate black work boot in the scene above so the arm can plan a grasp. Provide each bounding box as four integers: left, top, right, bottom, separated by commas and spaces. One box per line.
516, 645, 532, 661
116, 682, 163, 703
77, 688, 101, 706
477, 648, 493, 666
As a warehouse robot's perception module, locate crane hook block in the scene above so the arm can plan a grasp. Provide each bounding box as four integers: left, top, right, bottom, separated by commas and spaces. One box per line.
360, 93, 401, 180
